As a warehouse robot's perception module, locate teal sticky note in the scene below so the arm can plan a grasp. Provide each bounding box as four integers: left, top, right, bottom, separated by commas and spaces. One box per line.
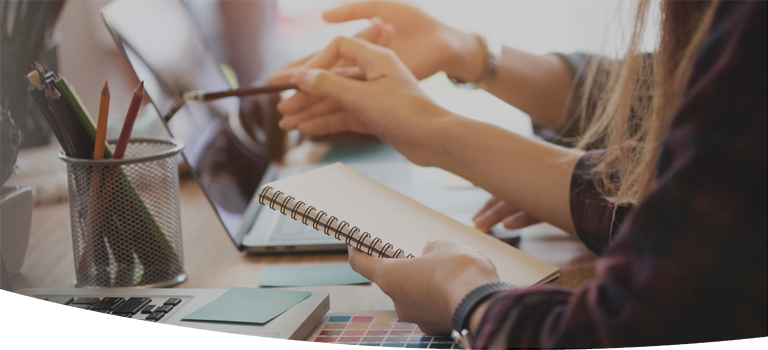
258, 264, 371, 287
181, 287, 311, 324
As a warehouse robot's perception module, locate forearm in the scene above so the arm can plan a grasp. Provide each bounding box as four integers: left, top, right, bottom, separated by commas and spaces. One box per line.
448, 36, 575, 128
411, 113, 581, 234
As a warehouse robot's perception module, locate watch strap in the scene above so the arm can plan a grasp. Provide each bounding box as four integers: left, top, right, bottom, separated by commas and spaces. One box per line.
451, 281, 514, 334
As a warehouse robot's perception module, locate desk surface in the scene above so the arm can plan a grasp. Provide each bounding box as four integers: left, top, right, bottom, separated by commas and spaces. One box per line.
14, 176, 598, 313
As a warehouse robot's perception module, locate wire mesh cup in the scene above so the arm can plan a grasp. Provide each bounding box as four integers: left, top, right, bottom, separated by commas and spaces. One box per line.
59, 138, 186, 288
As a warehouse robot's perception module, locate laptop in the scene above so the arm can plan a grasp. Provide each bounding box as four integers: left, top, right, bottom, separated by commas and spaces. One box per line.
0, 250, 330, 350
101, 0, 520, 255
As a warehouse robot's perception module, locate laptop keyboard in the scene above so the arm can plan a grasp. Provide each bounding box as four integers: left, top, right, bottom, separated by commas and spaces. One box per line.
267, 164, 410, 244
0, 297, 181, 350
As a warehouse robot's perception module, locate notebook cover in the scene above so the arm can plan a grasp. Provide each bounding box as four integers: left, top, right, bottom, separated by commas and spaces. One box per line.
260, 162, 559, 287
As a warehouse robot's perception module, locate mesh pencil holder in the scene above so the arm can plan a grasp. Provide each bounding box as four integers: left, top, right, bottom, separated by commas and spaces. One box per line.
59, 138, 186, 288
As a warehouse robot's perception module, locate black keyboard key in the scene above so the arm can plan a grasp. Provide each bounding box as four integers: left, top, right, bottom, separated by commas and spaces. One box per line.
61, 324, 89, 333
163, 298, 181, 306
52, 311, 80, 320
80, 310, 109, 318
8, 342, 37, 350
38, 340, 69, 349
46, 297, 74, 305
21, 315, 48, 323
156, 305, 173, 313
19, 334, 48, 344
93, 321, 121, 329
42, 318, 69, 327
31, 326, 59, 334
72, 337, 101, 345
123, 320, 155, 327
90, 297, 126, 311
103, 314, 131, 322
93, 337, 133, 350
142, 305, 159, 314
72, 297, 100, 305
10, 322, 37, 332
32, 307, 59, 316
0, 318, 16, 329
48, 333, 80, 342
113, 298, 151, 315
83, 328, 112, 337
112, 327, 147, 338
146, 312, 164, 321
8, 311, 27, 320
19, 304, 39, 312
61, 304, 91, 312
72, 317, 99, 325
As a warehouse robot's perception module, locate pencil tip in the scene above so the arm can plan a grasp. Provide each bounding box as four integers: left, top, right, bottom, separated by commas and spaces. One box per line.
102, 81, 110, 97
34, 61, 44, 72
135, 81, 145, 96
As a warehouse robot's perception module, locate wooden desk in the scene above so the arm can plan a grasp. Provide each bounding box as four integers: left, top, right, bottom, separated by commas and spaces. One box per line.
13, 176, 598, 313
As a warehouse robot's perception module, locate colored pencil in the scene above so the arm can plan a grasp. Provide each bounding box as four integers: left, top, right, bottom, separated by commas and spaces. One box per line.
94, 81, 111, 160
27, 84, 72, 156
53, 74, 114, 158
44, 85, 76, 156
113, 81, 144, 159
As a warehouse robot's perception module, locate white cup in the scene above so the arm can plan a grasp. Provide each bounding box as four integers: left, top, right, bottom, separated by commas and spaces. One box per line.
0, 186, 33, 278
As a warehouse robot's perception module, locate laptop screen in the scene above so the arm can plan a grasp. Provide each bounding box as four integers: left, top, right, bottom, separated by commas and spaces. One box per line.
102, 0, 271, 247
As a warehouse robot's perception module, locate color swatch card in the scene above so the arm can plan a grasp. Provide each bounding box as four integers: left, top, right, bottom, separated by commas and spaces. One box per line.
181, 287, 311, 324
258, 264, 370, 287
307, 310, 460, 348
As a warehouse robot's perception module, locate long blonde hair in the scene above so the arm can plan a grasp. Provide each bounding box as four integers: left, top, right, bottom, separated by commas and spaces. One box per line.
575, 0, 719, 205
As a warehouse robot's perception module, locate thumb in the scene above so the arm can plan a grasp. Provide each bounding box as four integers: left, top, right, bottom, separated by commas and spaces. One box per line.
294, 68, 364, 102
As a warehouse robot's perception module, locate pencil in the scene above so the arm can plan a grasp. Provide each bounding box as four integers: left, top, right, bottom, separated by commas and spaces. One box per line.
182, 72, 369, 102
53, 74, 114, 158
113, 81, 144, 159
44, 85, 76, 156
94, 81, 111, 160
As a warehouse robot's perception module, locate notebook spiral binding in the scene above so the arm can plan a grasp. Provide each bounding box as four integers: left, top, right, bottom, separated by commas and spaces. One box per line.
257, 186, 414, 259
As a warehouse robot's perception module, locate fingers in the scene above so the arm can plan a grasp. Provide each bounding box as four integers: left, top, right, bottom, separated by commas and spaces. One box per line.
303, 36, 389, 73
473, 200, 520, 230
323, 1, 387, 23
296, 111, 372, 135
502, 212, 542, 229
348, 245, 384, 281
279, 98, 343, 130
473, 197, 501, 221
267, 54, 315, 84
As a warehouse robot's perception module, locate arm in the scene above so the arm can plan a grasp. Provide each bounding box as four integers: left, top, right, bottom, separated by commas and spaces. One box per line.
271, 1, 577, 129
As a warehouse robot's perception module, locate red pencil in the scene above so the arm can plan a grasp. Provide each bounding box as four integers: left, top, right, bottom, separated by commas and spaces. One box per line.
113, 81, 144, 159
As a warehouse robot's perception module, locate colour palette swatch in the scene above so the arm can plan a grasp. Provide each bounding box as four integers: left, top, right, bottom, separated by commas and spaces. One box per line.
307, 311, 460, 348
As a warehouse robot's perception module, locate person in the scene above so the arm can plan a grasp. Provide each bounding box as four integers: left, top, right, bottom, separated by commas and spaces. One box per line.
268, 1, 766, 347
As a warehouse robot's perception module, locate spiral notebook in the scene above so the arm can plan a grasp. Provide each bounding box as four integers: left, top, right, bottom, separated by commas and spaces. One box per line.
257, 163, 559, 287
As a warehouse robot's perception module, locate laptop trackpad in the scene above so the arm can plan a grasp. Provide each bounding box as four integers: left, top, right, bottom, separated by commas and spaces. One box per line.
149, 332, 280, 349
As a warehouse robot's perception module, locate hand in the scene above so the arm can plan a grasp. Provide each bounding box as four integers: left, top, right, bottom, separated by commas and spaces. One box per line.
473, 196, 542, 231
268, 1, 482, 84
348, 239, 499, 335
280, 36, 452, 166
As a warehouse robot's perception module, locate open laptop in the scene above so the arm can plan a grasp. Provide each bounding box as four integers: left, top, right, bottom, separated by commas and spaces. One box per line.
101, 0, 519, 254
0, 250, 330, 350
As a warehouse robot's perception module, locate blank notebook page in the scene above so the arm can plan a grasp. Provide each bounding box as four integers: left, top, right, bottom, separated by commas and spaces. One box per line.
262, 162, 559, 287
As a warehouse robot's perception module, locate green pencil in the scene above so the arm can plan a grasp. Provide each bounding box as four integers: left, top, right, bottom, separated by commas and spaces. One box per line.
53, 74, 114, 159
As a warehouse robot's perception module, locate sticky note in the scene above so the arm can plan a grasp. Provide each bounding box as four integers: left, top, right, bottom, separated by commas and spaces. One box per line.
181, 287, 311, 324
258, 264, 370, 287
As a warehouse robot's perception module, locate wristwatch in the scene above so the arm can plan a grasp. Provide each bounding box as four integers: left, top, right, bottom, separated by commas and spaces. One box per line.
451, 281, 514, 347
448, 34, 502, 90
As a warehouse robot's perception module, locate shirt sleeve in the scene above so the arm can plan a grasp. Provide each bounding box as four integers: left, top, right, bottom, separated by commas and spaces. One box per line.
473, 1, 767, 347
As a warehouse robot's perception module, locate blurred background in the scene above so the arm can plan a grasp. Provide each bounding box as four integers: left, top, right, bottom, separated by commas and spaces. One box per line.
3, 0, 660, 205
